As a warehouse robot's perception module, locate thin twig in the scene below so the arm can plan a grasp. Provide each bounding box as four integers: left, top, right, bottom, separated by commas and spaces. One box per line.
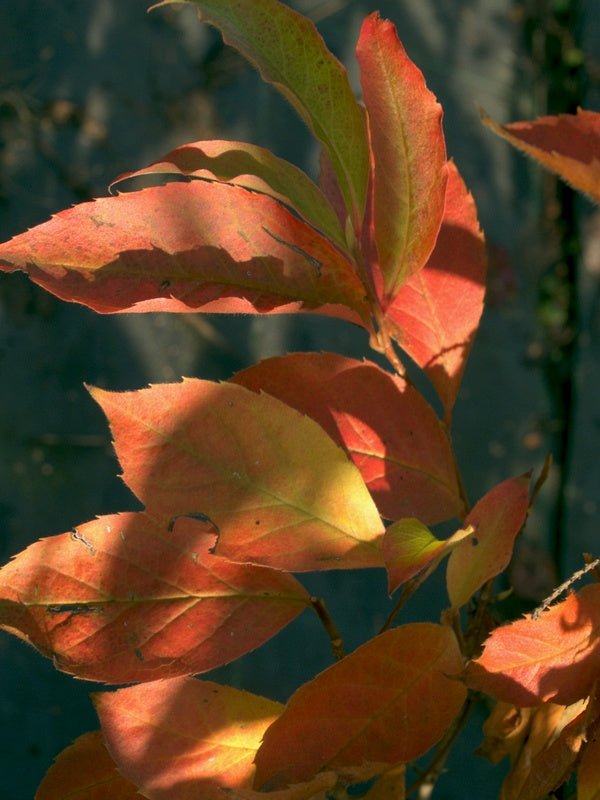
311, 597, 345, 661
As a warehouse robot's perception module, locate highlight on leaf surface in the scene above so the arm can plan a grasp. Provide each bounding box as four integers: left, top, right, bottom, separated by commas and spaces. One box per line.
253, 623, 466, 789
356, 11, 447, 300
0, 511, 310, 683
36, 730, 142, 800
481, 108, 600, 203
111, 139, 348, 251
155, 0, 370, 225
94, 677, 284, 800
90, 379, 385, 572
383, 160, 486, 418
232, 352, 464, 524
464, 584, 600, 707
446, 473, 530, 608
0, 182, 370, 324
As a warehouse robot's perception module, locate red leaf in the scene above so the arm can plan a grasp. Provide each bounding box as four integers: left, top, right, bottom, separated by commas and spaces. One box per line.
0, 182, 369, 325
482, 108, 600, 203
36, 731, 142, 800
232, 352, 464, 524
95, 677, 283, 800
112, 139, 347, 251
0, 512, 310, 683
446, 474, 530, 608
384, 161, 487, 418
356, 12, 447, 300
253, 624, 466, 788
90, 379, 385, 572
464, 585, 600, 706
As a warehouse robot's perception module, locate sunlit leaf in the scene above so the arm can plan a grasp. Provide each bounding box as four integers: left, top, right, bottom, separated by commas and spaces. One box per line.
0, 182, 370, 324
482, 108, 600, 203
112, 139, 347, 251
90, 379, 385, 572
356, 12, 447, 299
232, 352, 463, 524
384, 161, 486, 419
254, 624, 466, 788
464, 585, 600, 706
155, 0, 370, 224
446, 474, 530, 608
383, 519, 473, 594
36, 731, 142, 800
95, 677, 283, 800
0, 511, 310, 683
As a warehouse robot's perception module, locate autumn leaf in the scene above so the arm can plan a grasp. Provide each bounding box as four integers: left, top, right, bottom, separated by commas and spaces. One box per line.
94, 677, 283, 800
477, 701, 533, 766
254, 624, 466, 788
232, 352, 464, 524
383, 519, 473, 594
384, 161, 486, 419
464, 584, 600, 706
446, 474, 530, 608
0, 182, 370, 324
36, 731, 142, 800
577, 713, 600, 800
481, 108, 600, 203
112, 139, 347, 251
154, 0, 370, 224
0, 511, 310, 683
356, 12, 447, 300
90, 379, 385, 572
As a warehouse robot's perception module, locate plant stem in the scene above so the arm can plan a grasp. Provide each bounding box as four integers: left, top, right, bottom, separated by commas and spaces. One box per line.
311, 596, 345, 661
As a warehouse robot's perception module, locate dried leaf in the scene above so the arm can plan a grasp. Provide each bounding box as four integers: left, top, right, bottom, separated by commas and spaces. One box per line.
90, 379, 385, 572
95, 677, 283, 800
464, 585, 600, 706
0, 182, 369, 324
477, 702, 533, 765
232, 352, 463, 524
356, 12, 447, 299
384, 161, 486, 418
112, 139, 347, 251
482, 108, 600, 203
0, 511, 310, 683
35, 731, 142, 800
254, 624, 466, 788
446, 474, 530, 608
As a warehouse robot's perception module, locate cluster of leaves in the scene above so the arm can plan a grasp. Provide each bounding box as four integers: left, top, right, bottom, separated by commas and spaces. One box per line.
1, 1, 600, 797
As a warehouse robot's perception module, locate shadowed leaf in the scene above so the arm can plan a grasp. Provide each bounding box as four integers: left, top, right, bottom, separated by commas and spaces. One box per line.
90, 379, 385, 572
112, 139, 347, 251
36, 731, 142, 800
384, 161, 486, 419
232, 352, 463, 524
0, 182, 369, 324
155, 0, 369, 224
464, 585, 600, 706
0, 511, 310, 683
95, 677, 283, 800
446, 474, 530, 608
356, 12, 447, 299
254, 624, 466, 788
482, 108, 600, 203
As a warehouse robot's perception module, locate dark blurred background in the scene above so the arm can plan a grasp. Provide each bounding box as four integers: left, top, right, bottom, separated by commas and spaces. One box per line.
1, 0, 599, 797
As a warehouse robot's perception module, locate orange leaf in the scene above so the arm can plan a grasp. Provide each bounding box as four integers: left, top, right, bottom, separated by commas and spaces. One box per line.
464, 585, 600, 706
36, 731, 142, 800
90, 379, 385, 572
477, 701, 533, 766
0, 182, 369, 325
94, 677, 283, 800
383, 519, 473, 594
111, 139, 347, 251
0, 511, 310, 683
384, 161, 486, 418
254, 624, 466, 788
578, 716, 600, 800
482, 108, 600, 203
232, 352, 464, 524
446, 474, 530, 608
356, 12, 447, 300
